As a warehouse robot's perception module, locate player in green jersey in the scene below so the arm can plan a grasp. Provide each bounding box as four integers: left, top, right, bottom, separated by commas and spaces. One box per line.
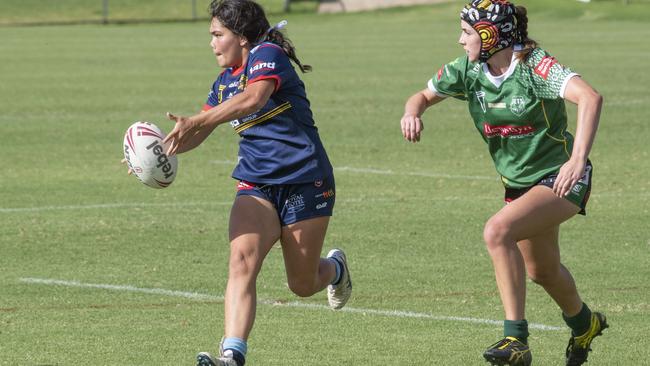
400, 1, 607, 365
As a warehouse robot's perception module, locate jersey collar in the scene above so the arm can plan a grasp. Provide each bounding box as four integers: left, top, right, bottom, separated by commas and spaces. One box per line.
482, 51, 520, 88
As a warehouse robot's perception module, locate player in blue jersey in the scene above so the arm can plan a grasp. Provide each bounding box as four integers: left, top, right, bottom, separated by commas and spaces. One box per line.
400, 1, 606, 365
161, 1, 352, 365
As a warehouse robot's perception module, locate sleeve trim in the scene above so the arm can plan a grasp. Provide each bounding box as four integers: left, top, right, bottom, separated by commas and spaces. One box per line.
248, 75, 281, 92
560, 72, 580, 99
427, 79, 448, 98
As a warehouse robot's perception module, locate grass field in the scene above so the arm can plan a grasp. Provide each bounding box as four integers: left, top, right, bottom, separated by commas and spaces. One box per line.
1, 1, 649, 365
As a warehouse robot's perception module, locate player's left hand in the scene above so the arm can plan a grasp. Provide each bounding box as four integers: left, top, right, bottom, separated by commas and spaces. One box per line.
553, 158, 586, 197
164, 112, 201, 156
120, 158, 133, 175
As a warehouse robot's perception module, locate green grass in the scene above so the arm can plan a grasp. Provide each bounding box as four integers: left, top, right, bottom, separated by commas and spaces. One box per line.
0, 0, 316, 25
1, 1, 649, 365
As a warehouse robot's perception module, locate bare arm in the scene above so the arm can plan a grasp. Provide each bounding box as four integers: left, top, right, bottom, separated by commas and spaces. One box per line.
164, 79, 276, 155
400, 88, 445, 143
553, 76, 603, 197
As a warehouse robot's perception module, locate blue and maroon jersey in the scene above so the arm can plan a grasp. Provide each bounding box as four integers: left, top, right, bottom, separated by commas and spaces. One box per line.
203, 42, 332, 184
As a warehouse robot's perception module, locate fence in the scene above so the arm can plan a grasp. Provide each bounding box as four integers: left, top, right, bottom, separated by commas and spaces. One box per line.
0, 0, 309, 26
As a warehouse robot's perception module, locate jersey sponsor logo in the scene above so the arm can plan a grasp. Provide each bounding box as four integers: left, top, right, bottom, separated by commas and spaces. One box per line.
228, 81, 239, 88
534, 56, 557, 80
476, 91, 487, 113
240, 113, 259, 124
233, 101, 292, 134
229, 112, 254, 128
315, 189, 335, 199
285, 194, 305, 213
483, 122, 536, 138
249, 61, 276, 75
509, 96, 527, 116
316, 202, 328, 210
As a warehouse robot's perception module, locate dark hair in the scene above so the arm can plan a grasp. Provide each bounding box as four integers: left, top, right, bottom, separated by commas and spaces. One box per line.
514, 5, 538, 62
209, 0, 312, 72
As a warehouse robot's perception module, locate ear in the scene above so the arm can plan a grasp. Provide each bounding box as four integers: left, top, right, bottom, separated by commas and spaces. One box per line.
239, 35, 249, 48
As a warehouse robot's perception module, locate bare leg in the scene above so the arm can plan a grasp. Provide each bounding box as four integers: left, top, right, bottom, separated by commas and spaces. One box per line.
224, 195, 281, 340
280, 216, 336, 297
518, 226, 583, 317
483, 186, 581, 320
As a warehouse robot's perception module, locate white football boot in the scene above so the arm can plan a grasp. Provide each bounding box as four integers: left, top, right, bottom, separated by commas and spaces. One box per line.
196, 351, 239, 366
326, 248, 352, 310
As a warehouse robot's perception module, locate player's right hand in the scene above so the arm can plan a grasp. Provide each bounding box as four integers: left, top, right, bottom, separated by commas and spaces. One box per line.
400, 114, 424, 143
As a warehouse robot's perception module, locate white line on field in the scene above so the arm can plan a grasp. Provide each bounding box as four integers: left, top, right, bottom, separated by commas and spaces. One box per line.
209, 160, 497, 181
19, 277, 563, 331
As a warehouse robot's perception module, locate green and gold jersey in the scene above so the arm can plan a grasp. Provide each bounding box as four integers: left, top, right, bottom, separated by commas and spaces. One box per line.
429, 48, 578, 188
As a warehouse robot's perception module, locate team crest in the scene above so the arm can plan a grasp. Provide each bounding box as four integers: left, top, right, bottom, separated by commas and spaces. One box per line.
509, 96, 526, 116
218, 85, 226, 103
237, 74, 248, 91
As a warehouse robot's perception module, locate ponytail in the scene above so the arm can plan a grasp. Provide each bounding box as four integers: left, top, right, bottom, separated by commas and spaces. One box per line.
514, 5, 538, 62
266, 28, 312, 73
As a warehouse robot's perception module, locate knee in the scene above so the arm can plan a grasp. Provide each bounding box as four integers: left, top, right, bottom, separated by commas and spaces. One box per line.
287, 278, 318, 298
483, 216, 513, 251
527, 266, 560, 286
228, 248, 259, 279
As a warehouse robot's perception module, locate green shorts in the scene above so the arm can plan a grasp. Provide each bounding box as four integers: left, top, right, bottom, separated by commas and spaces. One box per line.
504, 161, 593, 215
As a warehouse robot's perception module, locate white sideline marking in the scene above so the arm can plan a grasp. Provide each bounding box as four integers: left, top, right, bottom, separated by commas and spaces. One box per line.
210, 160, 497, 181
19, 277, 563, 331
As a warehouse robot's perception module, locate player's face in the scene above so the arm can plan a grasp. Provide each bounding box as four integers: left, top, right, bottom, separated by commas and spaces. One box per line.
209, 18, 248, 68
459, 20, 481, 62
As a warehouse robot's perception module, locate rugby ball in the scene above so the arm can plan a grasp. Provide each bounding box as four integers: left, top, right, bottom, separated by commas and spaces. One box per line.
123, 121, 178, 189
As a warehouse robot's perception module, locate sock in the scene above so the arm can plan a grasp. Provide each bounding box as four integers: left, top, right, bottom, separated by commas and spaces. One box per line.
222, 337, 247, 365
563, 302, 592, 336
504, 319, 529, 345
329, 257, 342, 285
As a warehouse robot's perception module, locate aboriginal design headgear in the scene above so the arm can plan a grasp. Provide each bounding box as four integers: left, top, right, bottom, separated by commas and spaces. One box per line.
460, 0, 520, 62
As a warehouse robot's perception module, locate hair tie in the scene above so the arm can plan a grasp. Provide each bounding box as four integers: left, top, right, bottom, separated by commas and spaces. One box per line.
257, 20, 288, 45
268, 20, 288, 34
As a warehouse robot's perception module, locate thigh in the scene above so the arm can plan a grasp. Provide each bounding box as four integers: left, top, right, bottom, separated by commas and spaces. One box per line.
517, 225, 561, 273
492, 185, 581, 242
280, 216, 330, 279
229, 195, 282, 266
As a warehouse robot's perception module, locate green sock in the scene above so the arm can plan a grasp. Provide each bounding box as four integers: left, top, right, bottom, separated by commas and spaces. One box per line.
563, 302, 592, 336
504, 319, 529, 345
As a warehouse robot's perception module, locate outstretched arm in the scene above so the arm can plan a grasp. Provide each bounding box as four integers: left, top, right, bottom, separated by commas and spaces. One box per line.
164, 78, 276, 155
553, 76, 603, 197
400, 88, 445, 143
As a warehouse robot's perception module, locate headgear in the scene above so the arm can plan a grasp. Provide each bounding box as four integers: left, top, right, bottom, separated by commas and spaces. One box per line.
460, 0, 520, 62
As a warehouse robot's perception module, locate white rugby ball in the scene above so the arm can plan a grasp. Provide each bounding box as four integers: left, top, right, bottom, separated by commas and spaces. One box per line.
123, 121, 178, 189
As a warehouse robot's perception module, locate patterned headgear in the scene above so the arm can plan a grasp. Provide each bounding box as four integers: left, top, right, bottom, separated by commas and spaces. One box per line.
460, 0, 519, 62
